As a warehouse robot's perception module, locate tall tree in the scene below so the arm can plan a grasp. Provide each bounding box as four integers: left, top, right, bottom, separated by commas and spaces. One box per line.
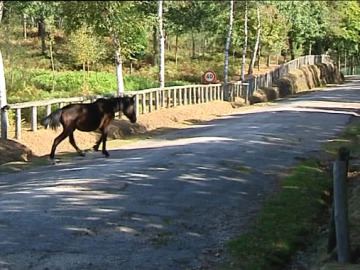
0, 50, 8, 139
0, 1, 3, 24
69, 25, 104, 94
224, 0, 234, 84
248, 4, 261, 75
158, 0, 165, 88
63, 1, 148, 95
240, 1, 248, 81
259, 4, 288, 66
11, 2, 60, 56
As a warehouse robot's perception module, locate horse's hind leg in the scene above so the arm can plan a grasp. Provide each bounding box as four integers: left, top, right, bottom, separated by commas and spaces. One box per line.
100, 128, 110, 157
69, 132, 85, 157
50, 127, 73, 162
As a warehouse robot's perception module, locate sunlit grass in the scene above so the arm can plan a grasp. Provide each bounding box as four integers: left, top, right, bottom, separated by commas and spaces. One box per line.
227, 119, 360, 270
227, 159, 332, 270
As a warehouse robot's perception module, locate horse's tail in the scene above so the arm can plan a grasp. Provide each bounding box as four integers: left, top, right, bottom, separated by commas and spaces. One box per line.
40, 109, 62, 130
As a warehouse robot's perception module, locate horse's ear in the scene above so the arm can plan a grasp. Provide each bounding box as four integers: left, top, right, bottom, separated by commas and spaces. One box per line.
131, 95, 136, 100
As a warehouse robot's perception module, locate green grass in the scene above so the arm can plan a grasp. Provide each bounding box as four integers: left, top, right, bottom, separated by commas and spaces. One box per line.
5, 67, 194, 104
227, 159, 332, 270
227, 119, 360, 270
323, 119, 360, 159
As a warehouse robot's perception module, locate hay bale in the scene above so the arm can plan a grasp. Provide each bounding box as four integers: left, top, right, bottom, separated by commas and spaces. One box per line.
0, 139, 32, 164
249, 86, 279, 105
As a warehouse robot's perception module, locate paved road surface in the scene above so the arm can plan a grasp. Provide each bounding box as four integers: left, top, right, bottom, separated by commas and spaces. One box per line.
1, 76, 360, 270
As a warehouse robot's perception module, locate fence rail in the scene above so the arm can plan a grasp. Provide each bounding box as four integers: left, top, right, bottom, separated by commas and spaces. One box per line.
2, 82, 246, 140
1, 54, 330, 140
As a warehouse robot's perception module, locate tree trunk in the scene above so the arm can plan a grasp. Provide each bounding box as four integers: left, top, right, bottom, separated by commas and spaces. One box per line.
58, 17, 64, 29
0, 1, 4, 25
31, 16, 35, 28
223, 0, 234, 84
115, 47, 125, 94
158, 0, 165, 88
23, 14, 27, 40
152, 25, 158, 66
38, 18, 47, 56
101, 9, 125, 95
240, 1, 248, 81
0, 50, 8, 139
289, 36, 295, 60
344, 51, 347, 75
49, 35, 55, 91
191, 31, 196, 58
175, 34, 178, 65
83, 62, 86, 94
248, 5, 261, 75
257, 44, 261, 71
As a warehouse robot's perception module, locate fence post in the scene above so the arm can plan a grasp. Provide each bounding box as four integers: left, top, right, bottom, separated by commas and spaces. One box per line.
31, 106, 37, 131
223, 83, 231, 102
135, 94, 140, 117
155, 90, 159, 111
142, 93, 146, 114
46, 104, 51, 116
16, 108, 21, 140
1, 105, 9, 139
149, 91, 153, 112
333, 159, 350, 263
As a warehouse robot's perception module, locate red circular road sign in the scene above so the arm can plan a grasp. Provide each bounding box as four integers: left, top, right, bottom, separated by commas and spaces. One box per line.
203, 70, 217, 84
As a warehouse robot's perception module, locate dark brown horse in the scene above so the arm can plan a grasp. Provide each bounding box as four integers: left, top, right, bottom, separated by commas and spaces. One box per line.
41, 96, 137, 163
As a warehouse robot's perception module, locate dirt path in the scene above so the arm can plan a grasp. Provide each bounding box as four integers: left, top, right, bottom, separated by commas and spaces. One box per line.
2, 100, 245, 163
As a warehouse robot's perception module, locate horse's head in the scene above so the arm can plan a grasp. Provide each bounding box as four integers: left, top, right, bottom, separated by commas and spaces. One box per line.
121, 96, 137, 123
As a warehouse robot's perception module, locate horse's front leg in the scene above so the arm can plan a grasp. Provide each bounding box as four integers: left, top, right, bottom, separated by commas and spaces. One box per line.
69, 132, 85, 157
93, 135, 103, 151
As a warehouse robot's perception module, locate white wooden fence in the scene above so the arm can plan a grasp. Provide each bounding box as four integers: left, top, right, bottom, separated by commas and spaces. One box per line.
1, 82, 246, 140
0, 54, 331, 140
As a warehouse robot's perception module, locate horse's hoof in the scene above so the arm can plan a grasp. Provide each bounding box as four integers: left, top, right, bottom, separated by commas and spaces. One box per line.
103, 151, 110, 158
78, 151, 86, 157
50, 159, 57, 165
93, 145, 99, 151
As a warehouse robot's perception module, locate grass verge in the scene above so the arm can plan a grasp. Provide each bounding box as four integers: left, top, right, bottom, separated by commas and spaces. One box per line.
227, 159, 332, 270
227, 118, 360, 270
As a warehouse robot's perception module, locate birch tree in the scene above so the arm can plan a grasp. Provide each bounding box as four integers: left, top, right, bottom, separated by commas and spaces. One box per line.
63, 1, 147, 95
223, 0, 234, 84
0, 50, 8, 139
240, 1, 248, 81
158, 0, 165, 88
0, 1, 3, 24
248, 5, 261, 75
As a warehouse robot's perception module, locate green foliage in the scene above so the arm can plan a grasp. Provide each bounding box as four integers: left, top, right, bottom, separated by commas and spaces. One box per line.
69, 25, 105, 67
62, 1, 150, 61
260, 4, 289, 56
5, 67, 193, 103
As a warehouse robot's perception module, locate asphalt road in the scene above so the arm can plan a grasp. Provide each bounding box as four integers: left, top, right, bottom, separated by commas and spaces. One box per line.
1, 76, 360, 270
